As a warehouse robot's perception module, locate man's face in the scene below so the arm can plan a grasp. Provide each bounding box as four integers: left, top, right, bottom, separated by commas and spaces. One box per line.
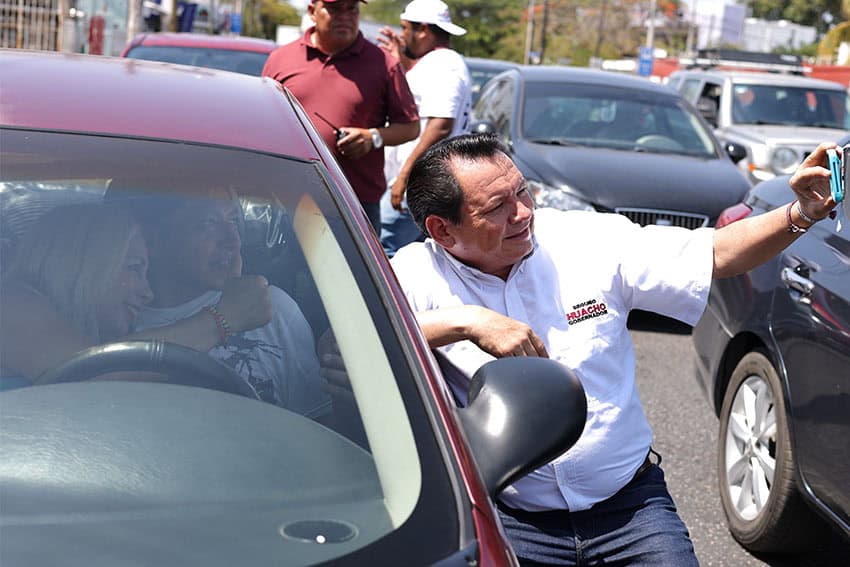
310, 0, 360, 48
441, 153, 535, 279
400, 20, 425, 59
151, 192, 242, 304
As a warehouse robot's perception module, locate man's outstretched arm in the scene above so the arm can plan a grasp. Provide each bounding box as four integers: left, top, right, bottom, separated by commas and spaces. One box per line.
713, 142, 838, 279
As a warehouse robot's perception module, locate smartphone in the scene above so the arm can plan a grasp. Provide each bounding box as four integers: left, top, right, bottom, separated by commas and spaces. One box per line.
313, 112, 347, 141
827, 148, 844, 204
842, 145, 850, 204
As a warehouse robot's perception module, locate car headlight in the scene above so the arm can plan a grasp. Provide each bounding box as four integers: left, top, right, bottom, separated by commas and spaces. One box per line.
771, 147, 800, 175
527, 179, 595, 212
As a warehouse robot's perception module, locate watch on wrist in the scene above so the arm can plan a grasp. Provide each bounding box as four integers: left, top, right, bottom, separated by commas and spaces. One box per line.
369, 128, 383, 150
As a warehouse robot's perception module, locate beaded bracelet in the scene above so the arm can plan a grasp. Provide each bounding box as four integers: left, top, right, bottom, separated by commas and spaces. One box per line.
795, 201, 817, 225
203, 305, 234, 345
796, 200, 838, 223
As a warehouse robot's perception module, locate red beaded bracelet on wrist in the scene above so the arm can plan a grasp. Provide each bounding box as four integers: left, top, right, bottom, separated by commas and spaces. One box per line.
203, 305, 234, 345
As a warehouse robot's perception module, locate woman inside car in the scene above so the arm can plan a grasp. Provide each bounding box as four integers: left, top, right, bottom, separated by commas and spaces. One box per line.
0, 203, 271, 389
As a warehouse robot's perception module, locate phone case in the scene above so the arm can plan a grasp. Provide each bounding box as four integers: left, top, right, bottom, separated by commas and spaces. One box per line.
827, 148, 844, 203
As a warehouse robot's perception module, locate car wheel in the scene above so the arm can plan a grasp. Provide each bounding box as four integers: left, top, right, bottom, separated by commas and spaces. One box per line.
717, 350, 824, 553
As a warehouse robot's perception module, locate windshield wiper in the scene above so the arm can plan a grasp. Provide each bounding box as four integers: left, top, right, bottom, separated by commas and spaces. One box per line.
527, 137, 579, 147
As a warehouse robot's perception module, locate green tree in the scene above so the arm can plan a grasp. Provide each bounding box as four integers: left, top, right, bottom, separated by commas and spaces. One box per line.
243, 0, 300, 39
747, 0, 844, 34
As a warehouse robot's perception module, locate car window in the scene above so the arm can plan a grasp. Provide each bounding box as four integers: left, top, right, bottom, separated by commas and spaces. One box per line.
125, 46, 269, 75
679, 78, 704, 102
730, 82, 849, 129
520, 81, 717, 157
0, 129, 459, 565
474, 78, 515, 143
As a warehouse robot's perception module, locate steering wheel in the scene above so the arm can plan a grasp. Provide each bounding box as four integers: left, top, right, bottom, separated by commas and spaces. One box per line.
634, 135, 684, 151
37, 340, 260, 400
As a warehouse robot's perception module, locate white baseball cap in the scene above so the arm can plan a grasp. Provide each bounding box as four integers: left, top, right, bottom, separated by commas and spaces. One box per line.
400, 0, 466, 36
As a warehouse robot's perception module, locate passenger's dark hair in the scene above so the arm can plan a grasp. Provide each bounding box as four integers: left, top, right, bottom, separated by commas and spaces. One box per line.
406, 133, 510, 235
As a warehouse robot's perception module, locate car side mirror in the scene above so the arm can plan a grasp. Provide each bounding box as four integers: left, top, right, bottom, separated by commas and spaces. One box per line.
696, 97, 718, 128
471, 120, 497, 135
457, 357, 586, 498
724, 141, 747, 164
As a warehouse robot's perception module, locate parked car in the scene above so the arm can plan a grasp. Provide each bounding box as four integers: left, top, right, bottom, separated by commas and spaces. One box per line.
473, 65, 751, 228
121, 32, 275, 75
668, 67, 849, 185
692, 142, 850, 553
0, 50, 588, 566
464, 56, 519, 107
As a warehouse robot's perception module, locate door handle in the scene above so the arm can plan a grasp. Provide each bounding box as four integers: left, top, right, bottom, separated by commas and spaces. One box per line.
781, 267, 814, 296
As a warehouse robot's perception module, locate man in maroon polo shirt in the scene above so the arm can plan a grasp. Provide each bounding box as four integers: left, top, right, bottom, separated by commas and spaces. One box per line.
262, 0, 420, 234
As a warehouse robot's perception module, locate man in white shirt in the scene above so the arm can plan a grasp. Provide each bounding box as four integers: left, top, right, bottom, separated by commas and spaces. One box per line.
377, 0, 472, 256
390, 133, 839, 565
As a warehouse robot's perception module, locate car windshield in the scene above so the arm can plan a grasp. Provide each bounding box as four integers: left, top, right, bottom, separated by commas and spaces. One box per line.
125, 45, 269, 75
729, 82, 849, 128
521, 81, 717, 157
0, 129, 457, 565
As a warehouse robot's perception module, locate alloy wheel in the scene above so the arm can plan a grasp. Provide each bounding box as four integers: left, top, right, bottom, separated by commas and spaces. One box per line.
724, 374, 777, 521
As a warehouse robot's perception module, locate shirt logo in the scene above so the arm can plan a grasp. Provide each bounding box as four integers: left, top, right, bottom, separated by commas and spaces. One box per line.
567, 298, 609, 325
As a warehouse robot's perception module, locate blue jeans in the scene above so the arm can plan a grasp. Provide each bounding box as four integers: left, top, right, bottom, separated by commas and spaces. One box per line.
379, 189, 424, 258
498, 464, 698, 566
361, 201, 382, 237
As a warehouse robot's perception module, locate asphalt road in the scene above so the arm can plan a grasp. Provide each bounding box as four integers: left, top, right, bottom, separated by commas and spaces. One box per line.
627, 311, 849, 567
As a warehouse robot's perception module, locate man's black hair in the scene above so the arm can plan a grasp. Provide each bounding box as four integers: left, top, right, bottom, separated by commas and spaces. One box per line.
406, 133, 510, 235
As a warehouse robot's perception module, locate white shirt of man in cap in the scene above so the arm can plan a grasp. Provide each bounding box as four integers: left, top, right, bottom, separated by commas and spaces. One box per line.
378, 0, 472, 255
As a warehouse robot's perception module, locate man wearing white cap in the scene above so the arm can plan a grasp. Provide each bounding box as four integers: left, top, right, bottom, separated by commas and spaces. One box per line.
378, 0, 472, 257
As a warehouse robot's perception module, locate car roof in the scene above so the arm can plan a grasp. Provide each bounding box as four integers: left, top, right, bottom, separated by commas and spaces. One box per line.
0, 50, 320, 160
669, 69, 845, 90
514, 65, 677, 96
464, 56, 519, 70
126, 32, 277, 53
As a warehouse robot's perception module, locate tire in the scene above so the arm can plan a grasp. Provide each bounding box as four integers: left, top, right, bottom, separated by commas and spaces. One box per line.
717, 350, 825, 553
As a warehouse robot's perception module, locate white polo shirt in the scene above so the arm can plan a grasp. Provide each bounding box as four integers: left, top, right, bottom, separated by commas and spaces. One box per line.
384, 48, 472, 185
390, 208, 713, 512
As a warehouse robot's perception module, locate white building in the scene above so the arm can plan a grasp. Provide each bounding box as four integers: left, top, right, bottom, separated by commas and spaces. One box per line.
741, 18, 817, 52
683, 0, 816, 52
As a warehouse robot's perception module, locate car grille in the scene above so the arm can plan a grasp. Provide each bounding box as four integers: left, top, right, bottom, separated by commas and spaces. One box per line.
614, 208, 709, 229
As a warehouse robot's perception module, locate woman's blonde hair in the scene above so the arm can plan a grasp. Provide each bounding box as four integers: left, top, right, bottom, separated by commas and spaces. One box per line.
9, 203, 140, 341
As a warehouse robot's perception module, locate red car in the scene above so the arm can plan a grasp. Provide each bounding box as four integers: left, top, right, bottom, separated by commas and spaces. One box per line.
0, 50, 586, 566
121, 32, 275, 75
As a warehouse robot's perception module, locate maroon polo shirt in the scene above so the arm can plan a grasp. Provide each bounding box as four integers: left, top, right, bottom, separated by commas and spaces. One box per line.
263, 28, 418, 204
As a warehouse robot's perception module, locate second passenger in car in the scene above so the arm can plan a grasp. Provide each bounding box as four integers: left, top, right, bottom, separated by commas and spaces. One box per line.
121, 188, 332, 419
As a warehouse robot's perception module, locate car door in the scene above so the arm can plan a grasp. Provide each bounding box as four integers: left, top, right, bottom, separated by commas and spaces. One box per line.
769, 220, 850, 527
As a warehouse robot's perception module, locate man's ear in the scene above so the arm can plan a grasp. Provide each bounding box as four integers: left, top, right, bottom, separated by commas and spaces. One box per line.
417, 23, 433, 41
425, 215, 455, 249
